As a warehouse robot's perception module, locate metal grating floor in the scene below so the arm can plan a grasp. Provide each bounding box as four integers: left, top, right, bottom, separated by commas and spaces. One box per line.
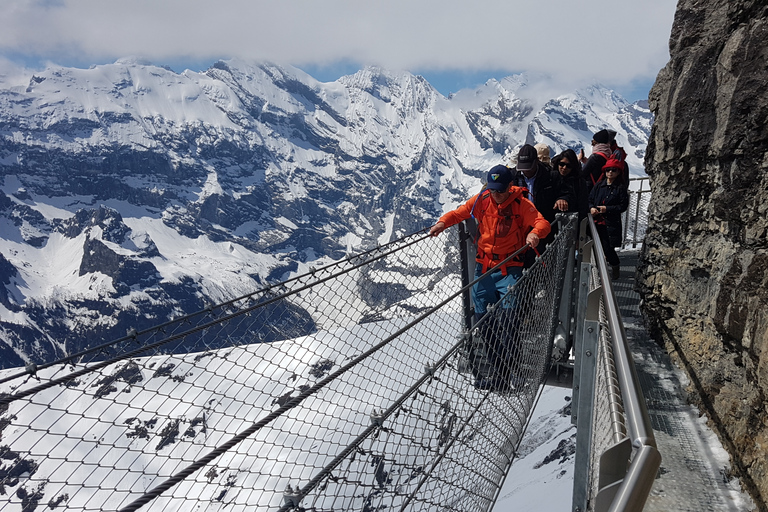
612, 251, 754, 511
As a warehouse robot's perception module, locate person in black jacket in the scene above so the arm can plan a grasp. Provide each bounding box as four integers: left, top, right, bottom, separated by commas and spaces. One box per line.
588, 159, 629, 279
552, 149, 588, 221
511, 144, 575, 266
511, 144, 574, 224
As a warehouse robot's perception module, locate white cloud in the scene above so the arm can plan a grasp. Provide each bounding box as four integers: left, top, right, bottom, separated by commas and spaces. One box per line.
0, 0, 676, 91
0, 56, 34, 88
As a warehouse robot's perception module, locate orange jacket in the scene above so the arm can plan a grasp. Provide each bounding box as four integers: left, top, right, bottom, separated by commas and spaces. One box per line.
439, 187, 551, 272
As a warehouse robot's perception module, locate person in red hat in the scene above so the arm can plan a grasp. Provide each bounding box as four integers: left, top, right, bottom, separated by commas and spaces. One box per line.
589, 158, 629, 279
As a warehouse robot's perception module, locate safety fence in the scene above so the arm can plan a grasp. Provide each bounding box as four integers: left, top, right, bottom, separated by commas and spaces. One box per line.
571, 215, 661, 512
0, 215, 577, 512
621, 177, 651, 249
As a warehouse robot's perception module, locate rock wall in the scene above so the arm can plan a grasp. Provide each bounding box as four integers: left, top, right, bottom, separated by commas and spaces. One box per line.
638, 0, 768, 508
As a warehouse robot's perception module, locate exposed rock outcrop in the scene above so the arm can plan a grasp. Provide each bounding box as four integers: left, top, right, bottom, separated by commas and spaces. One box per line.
638, 1, 768, 508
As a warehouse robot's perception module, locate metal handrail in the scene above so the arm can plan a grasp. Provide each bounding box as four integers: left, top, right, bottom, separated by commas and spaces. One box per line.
586, 213, 661, 512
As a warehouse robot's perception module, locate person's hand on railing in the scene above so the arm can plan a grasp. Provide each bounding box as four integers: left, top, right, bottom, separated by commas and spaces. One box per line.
429, 221, 446, 236
526, 231, 540, 248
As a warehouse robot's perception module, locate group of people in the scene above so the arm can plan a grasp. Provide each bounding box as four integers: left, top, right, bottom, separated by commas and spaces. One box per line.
428, 129, 630, 391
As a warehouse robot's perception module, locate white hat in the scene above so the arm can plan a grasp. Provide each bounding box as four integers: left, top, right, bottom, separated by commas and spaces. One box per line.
534, 143, 551, 163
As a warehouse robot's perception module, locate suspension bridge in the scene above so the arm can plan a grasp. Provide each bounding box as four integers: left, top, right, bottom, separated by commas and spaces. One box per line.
0, 180, 752, 511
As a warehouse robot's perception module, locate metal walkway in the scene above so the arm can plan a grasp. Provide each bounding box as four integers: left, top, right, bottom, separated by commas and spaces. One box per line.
613, 252, 754, 512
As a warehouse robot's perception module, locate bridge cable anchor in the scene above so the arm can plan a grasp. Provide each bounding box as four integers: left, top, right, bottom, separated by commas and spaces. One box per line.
283, 483, 301, 508
370, 408, 384, 427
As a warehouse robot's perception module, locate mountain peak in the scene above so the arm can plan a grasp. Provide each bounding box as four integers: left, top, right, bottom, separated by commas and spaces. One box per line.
113, 56, 163, 69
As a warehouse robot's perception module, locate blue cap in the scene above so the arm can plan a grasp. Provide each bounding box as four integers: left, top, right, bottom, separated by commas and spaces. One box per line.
486, 164, 513, 191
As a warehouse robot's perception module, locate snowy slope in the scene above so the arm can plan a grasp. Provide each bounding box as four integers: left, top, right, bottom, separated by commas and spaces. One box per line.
496, 387, 575, 512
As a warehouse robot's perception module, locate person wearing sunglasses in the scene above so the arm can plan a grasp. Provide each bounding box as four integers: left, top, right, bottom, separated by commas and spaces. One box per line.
552, 149, 588, 220
588, 161, 630, 279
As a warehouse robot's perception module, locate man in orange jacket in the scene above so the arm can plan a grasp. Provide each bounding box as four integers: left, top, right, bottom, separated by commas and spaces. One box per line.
430, 164, 551, 316
430, 164, 551, 391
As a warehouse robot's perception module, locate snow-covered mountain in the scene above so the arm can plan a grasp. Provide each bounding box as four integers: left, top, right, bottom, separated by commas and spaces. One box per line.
0, 59, 651, 367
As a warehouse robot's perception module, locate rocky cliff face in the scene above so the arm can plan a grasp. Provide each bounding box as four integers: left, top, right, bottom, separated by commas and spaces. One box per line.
638, 1, 768, 507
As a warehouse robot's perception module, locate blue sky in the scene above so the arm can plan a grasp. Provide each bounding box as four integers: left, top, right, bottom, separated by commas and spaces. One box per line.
0, 0, 675, 102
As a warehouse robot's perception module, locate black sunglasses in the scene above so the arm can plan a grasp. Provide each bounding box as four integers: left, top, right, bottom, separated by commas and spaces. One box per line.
558, 161, 570, 167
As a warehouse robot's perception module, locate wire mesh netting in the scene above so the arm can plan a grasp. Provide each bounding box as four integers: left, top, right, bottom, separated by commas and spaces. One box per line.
587, 289, 628, 511
0, 216, 577, 512
621, 177, 651, 249
580, 241, 634, 512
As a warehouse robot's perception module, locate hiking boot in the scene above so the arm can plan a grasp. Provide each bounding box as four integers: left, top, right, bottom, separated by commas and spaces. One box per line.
509, 374, 528, 390
465, 329, 494, 378
611, 265, 621, 280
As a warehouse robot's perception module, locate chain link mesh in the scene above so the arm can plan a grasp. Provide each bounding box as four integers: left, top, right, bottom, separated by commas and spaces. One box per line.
621, 177, 651, 249
1, 217, 576, 512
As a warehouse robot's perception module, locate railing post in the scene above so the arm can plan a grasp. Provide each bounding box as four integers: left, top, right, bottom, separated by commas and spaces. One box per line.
572, 308, 601, 512
548, 214, 578, 386
631, 187, 643, 248
459, 219, 477, 330
593, 437, 633, 512
570, 231, 593, 420
605, 444, 662, 512
622, 203, 630, 250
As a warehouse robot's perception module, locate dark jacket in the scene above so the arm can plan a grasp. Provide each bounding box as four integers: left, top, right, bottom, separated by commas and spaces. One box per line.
552, 150, 588, 221
588, 178, 629, 247
581, 151, 609, 193
511, 161, 575, 224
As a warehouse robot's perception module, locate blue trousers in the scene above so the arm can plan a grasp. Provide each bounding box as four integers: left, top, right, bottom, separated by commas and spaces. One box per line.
471, 263, 522, 315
